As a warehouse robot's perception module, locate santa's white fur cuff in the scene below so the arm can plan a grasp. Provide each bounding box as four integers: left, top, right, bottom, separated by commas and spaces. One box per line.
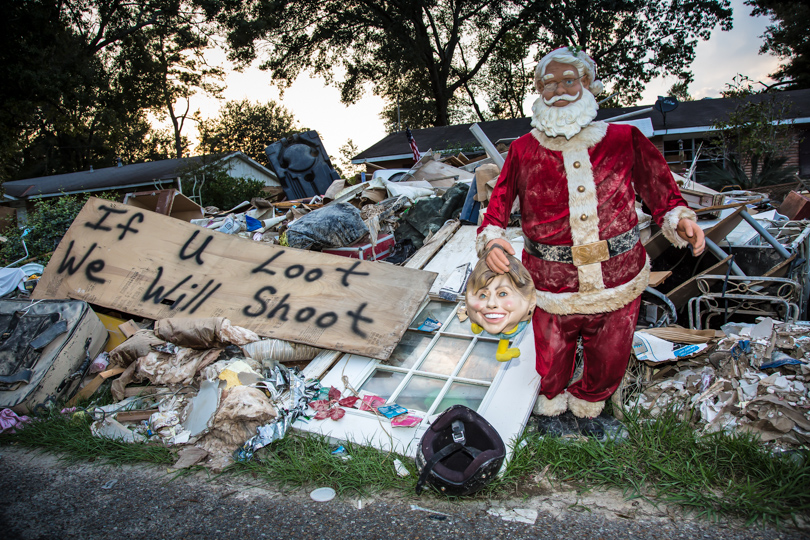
475, 224, 508, 258
661, 206, 698, 249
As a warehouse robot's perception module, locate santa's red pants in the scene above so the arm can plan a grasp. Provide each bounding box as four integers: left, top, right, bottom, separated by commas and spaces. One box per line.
532, 296, 641, 403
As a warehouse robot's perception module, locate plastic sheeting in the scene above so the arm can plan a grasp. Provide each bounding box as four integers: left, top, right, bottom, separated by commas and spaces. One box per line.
242, 339, 322, 365
286, 203, 368, 250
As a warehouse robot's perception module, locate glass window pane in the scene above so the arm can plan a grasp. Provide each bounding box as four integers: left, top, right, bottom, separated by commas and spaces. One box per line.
419, 336, 469, 375
383, 332, 432, 369
457, 340, 501, 381
409, 301, 458, 330
393, 375, 447, 413
359, 370, 406, 401
444, 312, 474, 335
434, 382, 489, 413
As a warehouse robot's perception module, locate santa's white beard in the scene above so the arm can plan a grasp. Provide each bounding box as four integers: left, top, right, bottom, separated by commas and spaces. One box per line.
530, 89, 599, 139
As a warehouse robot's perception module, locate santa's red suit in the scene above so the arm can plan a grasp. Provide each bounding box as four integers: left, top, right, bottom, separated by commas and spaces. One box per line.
476, 121, 695, 417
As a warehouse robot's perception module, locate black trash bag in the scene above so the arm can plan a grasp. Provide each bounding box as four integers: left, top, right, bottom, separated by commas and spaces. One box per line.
286, 203, 369, 250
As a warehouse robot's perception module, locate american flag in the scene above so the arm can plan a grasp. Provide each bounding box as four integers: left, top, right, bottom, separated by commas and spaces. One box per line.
406, 127, 421, 162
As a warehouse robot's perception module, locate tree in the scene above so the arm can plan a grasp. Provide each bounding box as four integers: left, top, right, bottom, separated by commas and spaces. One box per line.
197, 100, 301, 167
0, 0, 221, 180
703, 75, 797, 190
746, 1, 810, 89
203, 0, 732, 127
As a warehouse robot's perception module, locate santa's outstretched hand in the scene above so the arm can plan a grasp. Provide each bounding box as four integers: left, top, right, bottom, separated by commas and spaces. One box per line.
677, 219, 706, 256
484, 239, 515, 274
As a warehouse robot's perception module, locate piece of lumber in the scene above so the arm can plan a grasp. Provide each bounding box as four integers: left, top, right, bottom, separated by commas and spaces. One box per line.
116, 409, 159, 423
118, 320, 142, 339
68, 366, 126, 405
33, 197, 437, 361
648, 270, 672, 288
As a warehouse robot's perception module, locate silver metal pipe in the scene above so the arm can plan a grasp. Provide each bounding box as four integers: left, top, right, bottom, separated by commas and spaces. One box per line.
469, 123, 505, 169
739, 209, 792, 259
705, 237, 746, 276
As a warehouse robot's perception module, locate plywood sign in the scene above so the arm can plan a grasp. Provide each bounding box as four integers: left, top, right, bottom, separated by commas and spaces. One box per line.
34, 198, 437, 360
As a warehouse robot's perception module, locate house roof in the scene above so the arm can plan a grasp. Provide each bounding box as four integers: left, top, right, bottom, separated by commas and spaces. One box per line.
3, 152, 272, 200
353, 89, 810, 164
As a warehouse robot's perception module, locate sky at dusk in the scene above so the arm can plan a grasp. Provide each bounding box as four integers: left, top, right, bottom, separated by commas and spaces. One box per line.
191, 0, 782, 164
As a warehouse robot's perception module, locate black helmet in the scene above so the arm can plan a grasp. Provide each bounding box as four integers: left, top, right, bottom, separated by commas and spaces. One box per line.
415, 405, 506, 496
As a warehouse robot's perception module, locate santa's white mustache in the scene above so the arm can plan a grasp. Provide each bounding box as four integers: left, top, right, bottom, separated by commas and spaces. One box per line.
543, 92, 581, 105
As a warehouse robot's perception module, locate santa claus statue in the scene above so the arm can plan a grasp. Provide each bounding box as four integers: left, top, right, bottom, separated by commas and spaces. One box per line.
476, 47, 705, 422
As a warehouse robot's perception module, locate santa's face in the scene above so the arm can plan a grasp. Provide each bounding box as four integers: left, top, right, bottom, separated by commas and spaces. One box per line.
465, 274, 534, 336
540, 61, 591, 108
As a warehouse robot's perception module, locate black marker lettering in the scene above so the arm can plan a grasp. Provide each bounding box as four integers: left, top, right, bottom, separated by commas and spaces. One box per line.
57, 241, 97, 275
285, 265, 304, 279
85, 205, 127, 232
335, 261, 369, 287
142, 267, 192, 304
189, 282, 221, 314
305, 269, 323, 282
251, 251, 285, 276
84, 259, 105, 284
295, 307, 315, 322
116, 212, 143, 240
346, 302, 374, 338
267, 293, 291, 321
243, 285, 277, 317
316, 312, 338, 328
179, 230, 213, 265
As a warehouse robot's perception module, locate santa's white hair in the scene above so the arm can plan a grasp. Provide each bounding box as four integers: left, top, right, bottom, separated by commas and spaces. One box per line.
534, 47, 604, 97
530, 88, 599, 139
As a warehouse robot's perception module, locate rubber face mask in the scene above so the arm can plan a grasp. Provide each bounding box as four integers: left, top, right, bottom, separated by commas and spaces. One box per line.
465, 273, 534, 336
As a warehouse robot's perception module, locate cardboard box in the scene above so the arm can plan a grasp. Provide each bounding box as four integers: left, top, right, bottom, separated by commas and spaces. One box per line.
322, 234, 396, 261
778, 191, 810, 220
123, 189, 203, 222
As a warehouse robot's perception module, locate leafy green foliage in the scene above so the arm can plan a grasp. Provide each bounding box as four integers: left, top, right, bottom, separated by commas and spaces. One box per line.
0, 0, 221, 180
197, 100, 301, 167
702, 154, 796, 191
706, 74, 798, 189
0, 194, 115, 266
746, 1, 810, 89
205, 0, 732, 127
199, 170, 266, 211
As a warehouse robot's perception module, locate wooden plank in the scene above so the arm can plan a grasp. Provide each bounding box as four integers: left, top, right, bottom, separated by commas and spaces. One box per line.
704, 206, 750, 244
404, 220, 462, 270
34, 198, 437, 360
68, 366, 126, 405
117, 409, 159, 422
118, 320, 142, 339
665, 255, 732, 309
648, 270, 672, 288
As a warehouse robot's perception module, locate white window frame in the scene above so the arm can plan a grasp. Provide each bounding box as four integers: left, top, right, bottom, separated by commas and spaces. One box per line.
295, 297, 541, 462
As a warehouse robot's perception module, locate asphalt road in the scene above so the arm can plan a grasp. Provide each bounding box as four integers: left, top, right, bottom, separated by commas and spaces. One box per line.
0, 447, 806, 540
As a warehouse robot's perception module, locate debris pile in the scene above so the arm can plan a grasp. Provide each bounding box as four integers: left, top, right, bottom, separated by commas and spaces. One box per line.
623, 318, 810, 447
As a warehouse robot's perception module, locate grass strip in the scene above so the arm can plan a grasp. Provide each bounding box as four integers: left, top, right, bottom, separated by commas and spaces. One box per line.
234, 433, 417, 496
517, 408, 809, 526
0, 408, 173, 466
1, 405, 807, 526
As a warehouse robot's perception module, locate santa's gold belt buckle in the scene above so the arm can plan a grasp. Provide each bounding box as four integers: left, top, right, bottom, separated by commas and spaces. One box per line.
571, 240, 609, 267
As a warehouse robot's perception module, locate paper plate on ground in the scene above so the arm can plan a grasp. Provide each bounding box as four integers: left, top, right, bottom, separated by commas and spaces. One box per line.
310, 487, 336, 502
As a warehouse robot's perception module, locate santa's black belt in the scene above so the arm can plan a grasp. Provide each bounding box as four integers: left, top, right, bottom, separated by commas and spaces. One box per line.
523, 225, 640, 267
